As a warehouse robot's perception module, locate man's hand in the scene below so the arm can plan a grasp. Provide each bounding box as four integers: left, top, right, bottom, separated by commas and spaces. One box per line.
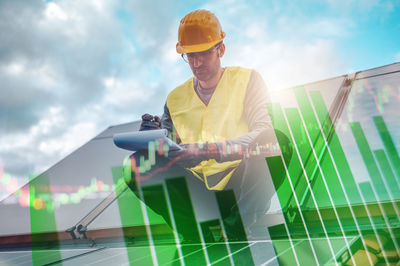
168, 142, 220, 168
140, 114, 161, 131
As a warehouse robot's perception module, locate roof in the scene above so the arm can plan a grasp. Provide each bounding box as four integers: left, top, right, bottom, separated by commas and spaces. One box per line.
1, 62, 399, 265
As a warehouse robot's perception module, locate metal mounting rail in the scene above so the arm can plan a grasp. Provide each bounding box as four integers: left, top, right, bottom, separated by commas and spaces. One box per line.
66, 181, 128, 240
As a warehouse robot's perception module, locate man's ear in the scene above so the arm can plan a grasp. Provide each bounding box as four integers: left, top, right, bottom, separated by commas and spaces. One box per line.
218, 43, 226, 58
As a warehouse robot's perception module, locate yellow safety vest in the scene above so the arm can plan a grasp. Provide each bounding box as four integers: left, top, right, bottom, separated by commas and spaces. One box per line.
166, 66, 252, 190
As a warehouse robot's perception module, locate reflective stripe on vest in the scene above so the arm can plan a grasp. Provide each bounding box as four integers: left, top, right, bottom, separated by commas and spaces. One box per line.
166, 66, 252, 190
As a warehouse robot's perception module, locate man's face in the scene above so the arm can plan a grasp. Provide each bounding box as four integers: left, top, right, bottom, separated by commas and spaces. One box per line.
186, 44, 224, 83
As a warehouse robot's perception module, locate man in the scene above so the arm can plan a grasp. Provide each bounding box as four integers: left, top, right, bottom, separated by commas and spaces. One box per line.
126, 9, 290, 241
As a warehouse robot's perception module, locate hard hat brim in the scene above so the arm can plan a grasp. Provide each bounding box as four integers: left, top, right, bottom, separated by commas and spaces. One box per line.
176, 38, 224, 54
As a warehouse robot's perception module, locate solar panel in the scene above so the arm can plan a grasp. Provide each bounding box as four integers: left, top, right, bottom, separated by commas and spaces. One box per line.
1, 63, 400, 265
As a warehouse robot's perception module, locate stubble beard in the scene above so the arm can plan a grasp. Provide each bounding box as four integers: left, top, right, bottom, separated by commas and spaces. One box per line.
192, 59, 221, 85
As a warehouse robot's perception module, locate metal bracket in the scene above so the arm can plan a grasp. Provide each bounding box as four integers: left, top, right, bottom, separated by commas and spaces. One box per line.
65, 182, 128, 241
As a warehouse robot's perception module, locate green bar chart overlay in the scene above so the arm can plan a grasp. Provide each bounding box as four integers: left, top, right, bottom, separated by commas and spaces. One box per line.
113, 77, 400, 265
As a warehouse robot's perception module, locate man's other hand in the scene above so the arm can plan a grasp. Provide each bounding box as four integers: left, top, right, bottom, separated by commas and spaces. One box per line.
140, 114, 161, 131
168, 142, 220, 168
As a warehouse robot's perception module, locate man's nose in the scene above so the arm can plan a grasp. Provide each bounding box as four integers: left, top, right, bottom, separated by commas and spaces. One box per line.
192, 56, 202, 67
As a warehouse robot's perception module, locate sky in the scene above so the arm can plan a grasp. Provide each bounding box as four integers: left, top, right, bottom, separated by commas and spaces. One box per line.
1, 0, 400, 190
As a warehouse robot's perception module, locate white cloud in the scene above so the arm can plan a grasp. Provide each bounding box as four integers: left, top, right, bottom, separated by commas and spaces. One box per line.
304, 18, 353, 38
0, 105, 99, 178
325, 0, 380, 11
224, 37, 344, 91
0, 0, 182, 182
103, 76, 152, 106
3, 58, 58, 87
38, 121, 97, 157
5, 61, 25, 76
395, 52, 400, 62
2, 0, 391, 186
211, 5, 347, 91
45, 2, 68, 21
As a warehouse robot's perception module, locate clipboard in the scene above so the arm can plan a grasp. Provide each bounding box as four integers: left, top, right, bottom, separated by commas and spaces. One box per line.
113, 129, 182, 151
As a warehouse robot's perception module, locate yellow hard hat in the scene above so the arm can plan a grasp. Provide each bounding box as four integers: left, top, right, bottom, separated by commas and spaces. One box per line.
176, 9, 226, 54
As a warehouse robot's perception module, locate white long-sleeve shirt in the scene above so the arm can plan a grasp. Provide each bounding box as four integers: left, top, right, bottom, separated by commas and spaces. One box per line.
161, 69, 273, 160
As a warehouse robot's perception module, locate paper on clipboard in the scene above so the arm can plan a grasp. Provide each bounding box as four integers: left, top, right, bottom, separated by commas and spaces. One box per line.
113, 129, 182, 151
